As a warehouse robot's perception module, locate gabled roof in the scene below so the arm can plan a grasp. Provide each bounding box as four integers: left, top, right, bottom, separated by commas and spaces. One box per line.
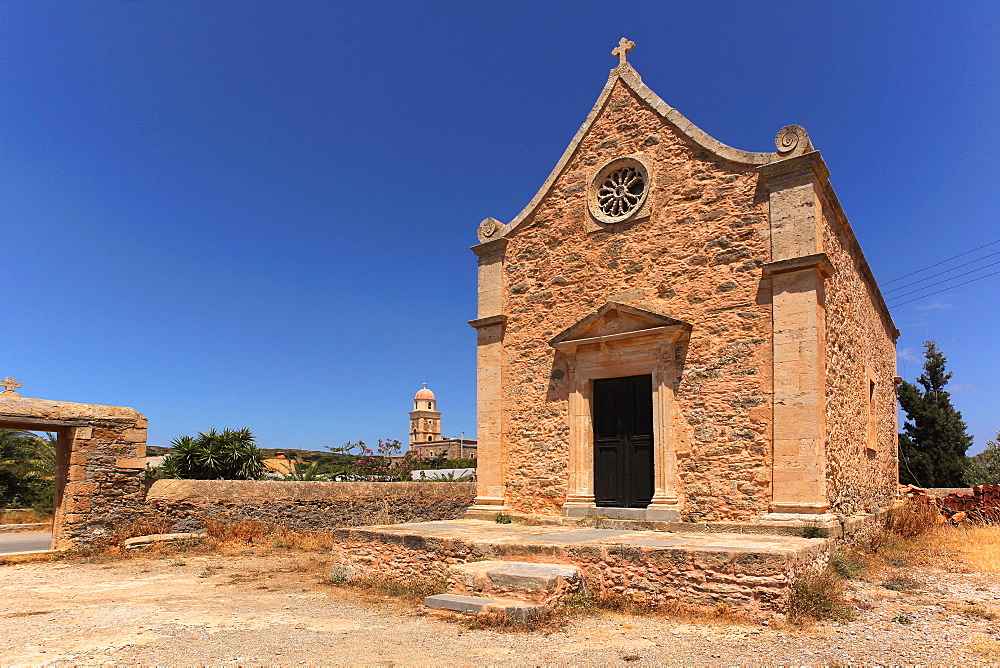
478, 63, 813, 243
549, 302, 691, 348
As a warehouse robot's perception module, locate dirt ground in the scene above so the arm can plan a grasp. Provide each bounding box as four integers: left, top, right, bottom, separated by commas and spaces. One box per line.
1, 540, 999, 666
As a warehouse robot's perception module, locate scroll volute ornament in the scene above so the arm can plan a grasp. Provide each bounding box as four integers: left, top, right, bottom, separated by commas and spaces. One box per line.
477, 217, 503, 243
775, 125, 813, 156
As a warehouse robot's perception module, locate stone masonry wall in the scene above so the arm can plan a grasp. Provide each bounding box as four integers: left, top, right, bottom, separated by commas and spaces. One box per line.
819, 196, 899, 515
334, 526, 830, 611
500, 80, 773, 520
0, 396, 148, 550
136, 480, 476, 533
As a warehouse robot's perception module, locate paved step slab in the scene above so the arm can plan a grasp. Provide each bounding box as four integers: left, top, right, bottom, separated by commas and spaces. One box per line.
424, 593, 545, 621
451, 560, 582, 591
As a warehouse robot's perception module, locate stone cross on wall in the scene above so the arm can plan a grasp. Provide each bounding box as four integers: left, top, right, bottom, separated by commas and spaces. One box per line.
612, 37, 635, 65
1, 376, 22, 396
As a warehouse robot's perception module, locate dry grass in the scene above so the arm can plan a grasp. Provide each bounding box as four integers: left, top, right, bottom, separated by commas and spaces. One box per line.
956, 603, 998, 621
203, 520, 338, 552
969, 634, 1000, 662
464, 606, 565, 632
786, 569, 855, 624
884, 501, 942, 539
0, 509, 52, 525
568, 591, 755, 626
60, 518, 338, 563
329, 572, 448, 602
831, 501, 953, 583
917, 525, 1000, 574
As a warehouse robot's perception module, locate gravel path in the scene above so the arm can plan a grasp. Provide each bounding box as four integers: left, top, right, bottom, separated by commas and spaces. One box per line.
1, 546, 998, 665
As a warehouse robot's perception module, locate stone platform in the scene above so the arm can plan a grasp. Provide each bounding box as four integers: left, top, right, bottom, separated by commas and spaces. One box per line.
332, 519, 830, 612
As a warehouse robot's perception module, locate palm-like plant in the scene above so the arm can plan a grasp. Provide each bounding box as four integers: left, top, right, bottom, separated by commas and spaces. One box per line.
161, 427, 265, 480
0, 430, 55, 510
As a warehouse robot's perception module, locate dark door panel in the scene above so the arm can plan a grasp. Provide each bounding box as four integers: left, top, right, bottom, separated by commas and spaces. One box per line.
592, 374, 654, 508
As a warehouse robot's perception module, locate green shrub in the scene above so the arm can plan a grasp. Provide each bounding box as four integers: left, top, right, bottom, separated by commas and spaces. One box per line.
801, 524, 830, 539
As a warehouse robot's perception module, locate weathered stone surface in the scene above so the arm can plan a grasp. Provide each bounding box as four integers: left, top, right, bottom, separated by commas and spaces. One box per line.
138, 480, 476, 533
447, 560, 583, 605
0, 395, 147, 550
424, 594, 545, 621
335, 520, 830, 612
122, 532, 208, 551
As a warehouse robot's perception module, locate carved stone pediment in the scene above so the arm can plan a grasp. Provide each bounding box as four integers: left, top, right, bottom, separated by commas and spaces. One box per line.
549, 302, 690, 348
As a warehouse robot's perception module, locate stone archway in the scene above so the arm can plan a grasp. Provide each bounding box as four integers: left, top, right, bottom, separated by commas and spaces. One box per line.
0, 384, 147, 549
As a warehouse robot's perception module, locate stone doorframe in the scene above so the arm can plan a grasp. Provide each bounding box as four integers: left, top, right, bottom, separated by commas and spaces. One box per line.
549, 304, 691, 522
0, 394, 147, 550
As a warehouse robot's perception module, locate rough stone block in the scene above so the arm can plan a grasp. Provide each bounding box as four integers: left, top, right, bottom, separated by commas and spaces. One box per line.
498, 562, 579, 589
691, 549, 736, 573
123, 532, 209, 551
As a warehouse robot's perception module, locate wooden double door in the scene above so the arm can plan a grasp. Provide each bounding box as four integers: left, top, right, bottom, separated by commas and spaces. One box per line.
592, 374, 654, 508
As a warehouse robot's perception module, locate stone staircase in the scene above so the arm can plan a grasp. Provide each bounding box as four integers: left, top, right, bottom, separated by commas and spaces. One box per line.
424, 560, 584, 620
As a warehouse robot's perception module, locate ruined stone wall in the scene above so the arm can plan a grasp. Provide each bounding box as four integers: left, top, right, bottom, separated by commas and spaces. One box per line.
135, 480, 476, 533
500, 80, 773, 520
819, 195, 899, 515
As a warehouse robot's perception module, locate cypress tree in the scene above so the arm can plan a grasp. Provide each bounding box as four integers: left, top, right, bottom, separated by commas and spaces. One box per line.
897, 341, 974, 487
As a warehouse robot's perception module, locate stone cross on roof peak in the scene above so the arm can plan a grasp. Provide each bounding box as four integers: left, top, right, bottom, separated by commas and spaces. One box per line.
1, 376, 22, 396
422, 381, 428, 389
612, 37, 635, 66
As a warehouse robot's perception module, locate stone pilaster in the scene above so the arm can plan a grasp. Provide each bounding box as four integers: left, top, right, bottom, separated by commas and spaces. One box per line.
646, 342, 681, 521
758, 153, 837, 522
467, 238, 508, 515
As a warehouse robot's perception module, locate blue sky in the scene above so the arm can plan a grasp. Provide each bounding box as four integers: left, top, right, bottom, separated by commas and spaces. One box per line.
2, 1, 998, 453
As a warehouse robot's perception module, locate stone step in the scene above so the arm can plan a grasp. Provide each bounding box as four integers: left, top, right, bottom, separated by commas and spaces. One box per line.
447, 560, 583, 604
424, 593, 544, 621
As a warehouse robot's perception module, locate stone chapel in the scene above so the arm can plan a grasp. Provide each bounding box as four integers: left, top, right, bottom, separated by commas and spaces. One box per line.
467, 40, 899, 527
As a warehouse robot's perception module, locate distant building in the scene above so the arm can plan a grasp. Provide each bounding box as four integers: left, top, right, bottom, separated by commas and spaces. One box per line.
409, 383, 441, 444
408, 384, 477, 460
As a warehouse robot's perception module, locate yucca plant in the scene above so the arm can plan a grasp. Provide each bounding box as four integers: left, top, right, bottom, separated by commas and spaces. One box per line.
162, 427, 265, 480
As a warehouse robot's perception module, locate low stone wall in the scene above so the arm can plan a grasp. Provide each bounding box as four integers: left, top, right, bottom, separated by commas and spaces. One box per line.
140, 480, 477, 533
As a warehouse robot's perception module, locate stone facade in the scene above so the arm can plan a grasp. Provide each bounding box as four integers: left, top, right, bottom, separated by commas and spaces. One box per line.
468, 47, 898, 526
0, 394, 147, 549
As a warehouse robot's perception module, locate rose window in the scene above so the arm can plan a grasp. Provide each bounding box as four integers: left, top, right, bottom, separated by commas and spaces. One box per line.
597, 166, 645, 218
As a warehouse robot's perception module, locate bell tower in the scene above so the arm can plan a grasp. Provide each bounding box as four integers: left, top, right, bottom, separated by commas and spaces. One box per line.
409, 383, 441, 445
